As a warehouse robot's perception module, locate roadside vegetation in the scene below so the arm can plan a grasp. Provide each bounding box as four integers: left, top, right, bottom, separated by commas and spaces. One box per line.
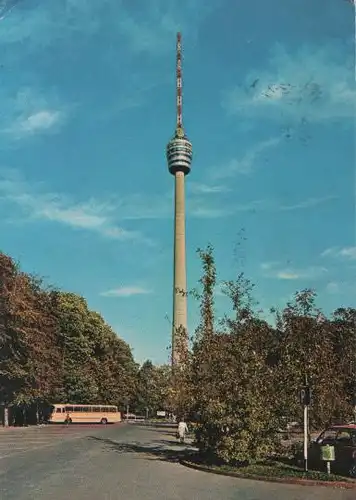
167, 244, 356, 476
185, 455, 355, 483
0, 251, 172, 425
0, 252, 139, 424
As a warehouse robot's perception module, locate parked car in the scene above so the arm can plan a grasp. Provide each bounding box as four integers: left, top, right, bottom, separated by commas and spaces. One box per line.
307, 424, 356, 477
123, 413, 137, 421
122, 413, 145, 422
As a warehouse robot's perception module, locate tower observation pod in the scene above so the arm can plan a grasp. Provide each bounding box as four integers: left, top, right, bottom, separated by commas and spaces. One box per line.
166, 32, 193, 367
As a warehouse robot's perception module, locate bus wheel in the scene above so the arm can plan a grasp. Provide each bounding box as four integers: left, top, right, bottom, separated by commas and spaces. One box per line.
100, 418, 108, 425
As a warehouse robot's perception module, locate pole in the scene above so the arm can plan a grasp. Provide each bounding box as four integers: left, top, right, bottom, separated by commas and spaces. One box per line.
303, 373, 308, 472
4, 405, 9, 427
307, 399, 310, 443
126, 404, 129, 421
303, 403, 308, 472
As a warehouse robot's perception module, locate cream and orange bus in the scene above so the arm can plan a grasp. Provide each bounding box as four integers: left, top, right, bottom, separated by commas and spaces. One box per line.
49, 404, 121, 424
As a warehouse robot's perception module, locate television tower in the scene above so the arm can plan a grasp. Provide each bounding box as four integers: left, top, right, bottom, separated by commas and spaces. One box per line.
166, 32, 193, 366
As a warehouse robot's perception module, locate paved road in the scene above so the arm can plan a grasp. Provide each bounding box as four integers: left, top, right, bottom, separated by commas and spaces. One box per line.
0, 424, 354, 499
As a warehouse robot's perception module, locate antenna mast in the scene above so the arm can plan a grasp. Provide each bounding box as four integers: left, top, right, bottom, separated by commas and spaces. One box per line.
176, 32, 184, 137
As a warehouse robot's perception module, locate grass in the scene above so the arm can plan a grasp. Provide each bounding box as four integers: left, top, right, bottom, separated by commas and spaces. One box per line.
187, 454, 356, 483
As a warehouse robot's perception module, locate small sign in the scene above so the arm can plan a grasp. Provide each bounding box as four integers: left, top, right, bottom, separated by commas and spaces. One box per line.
300, 386, 311, 406
321, 445, 335, 462
156, 410, 166, 417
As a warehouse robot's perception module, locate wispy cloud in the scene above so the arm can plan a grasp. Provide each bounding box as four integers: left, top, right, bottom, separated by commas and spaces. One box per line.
321, 246, 356, 260
261, 261, 328, 281
234, 196, 335, 215
100, 286, 152, 298
0, 89, 66, 139
111, 191, 336, 221
210, 137, 281, 180
0, 1, 214, 55
0, 1, 215, 132
7, 109, 63, 137
326, 282, 340, 294
108, 191, 236, 220
1, 168, 335, 238
326, 281, 356, 296
188, 206, 235, 218
223, 43, 355, 123
279, 196, 337, 211
113, 193, 172, 221
189, 183, 231, 195
275, 271, 301, 280
0, 0, 22, 21
260, 261, 280, 271
0, 169, 146, 242
105, 0, 215, 56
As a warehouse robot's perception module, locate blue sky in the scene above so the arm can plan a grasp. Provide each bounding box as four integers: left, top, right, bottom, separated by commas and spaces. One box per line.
0, 0, 354, 365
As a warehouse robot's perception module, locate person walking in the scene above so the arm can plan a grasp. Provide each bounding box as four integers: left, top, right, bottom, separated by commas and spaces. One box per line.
65, 411, 71, 426
177, 418, 189, 444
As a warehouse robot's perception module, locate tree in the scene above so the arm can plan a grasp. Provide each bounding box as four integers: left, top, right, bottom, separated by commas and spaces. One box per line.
330, 308, 356, 419
94, 327, 138, 410
134, 361, 170, 416
0, 254, 62, 425
0, 251, 138, 425
51, 291, 138, 409
275, 290, 348, 428
0, 254, 29, 407
51, 291, 100, 403
191, 246, 282, 462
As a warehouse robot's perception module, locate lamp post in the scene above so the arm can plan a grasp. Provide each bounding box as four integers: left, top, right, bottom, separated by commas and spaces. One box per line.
300, 374, 311, 472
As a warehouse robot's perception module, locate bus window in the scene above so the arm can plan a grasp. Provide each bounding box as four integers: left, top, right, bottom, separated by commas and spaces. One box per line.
81, 406, 91, 412
74, 406, 83, 412
56, 407, 62, 413
65, 406, 74, 412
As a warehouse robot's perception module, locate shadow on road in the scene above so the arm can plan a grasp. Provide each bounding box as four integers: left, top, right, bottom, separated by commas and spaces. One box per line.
127, 427, 177, 437
88, 435, 196, 463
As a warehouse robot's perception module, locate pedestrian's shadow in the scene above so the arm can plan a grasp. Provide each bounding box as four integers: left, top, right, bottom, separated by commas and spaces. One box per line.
135, 428, 177, 437
88, 436, 196, 463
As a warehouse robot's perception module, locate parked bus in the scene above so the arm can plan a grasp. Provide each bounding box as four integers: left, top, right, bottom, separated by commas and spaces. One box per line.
49, 404, 121, 424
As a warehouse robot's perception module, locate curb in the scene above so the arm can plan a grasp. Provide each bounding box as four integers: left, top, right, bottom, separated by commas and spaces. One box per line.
180, 459, 356, 490
0, 426, 42, 430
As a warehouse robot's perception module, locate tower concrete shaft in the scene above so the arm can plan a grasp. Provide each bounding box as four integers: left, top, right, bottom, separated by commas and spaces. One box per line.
172, 170, 187, 366
166, 32, 192, 366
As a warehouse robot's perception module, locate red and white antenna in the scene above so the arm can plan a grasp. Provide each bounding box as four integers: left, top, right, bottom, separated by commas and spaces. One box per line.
176, 32, 184, 136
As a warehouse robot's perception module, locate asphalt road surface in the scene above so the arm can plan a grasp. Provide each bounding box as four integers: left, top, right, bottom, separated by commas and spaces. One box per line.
0, 423, 354, 500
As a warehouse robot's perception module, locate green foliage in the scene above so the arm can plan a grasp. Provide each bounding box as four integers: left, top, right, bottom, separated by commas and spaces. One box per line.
273, 290, 351, 429
0, 255, 62, 406
133, 361, 171, 415
180, 245, 356, 465
0, 252, 138, 419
